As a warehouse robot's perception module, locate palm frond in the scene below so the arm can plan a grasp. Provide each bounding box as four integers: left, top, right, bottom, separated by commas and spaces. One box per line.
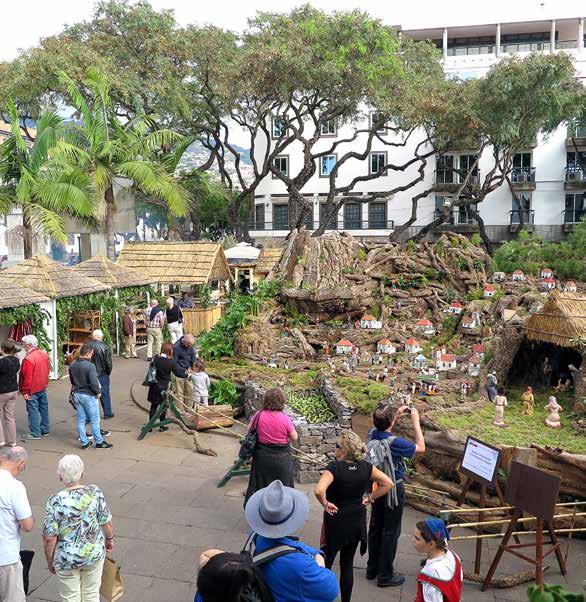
94, 161, 113, 195
30, 110, 63, 171
7, 101, 28, 157
0, 187, 17, 215
163, 136, 197, 174
57, 71, 93, 127
51, 141, 92, 167
22, 202, 68, 245
138, 129, 185, 155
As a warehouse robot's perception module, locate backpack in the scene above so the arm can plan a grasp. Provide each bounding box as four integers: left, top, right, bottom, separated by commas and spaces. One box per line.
366, 434, 400, 508
242, 532, 298, 567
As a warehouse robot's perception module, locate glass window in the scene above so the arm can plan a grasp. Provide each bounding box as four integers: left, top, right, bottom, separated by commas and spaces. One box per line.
273, 204, 289, 230
272, 155, 289, 178
565, 193, 585, 223
436, 155, 454, 184
320, 120, 337, 136
272, 117, 286, 138
567, 151, 586, 167
513, 153, 531, 169
319, 204, 338, 230
456, 204, 477, 225
368, 202, 387, 229
370, 152, 387, 175
511, 194, 531, 224
343, 203, 362, 230
320, 155, 337, 177
370, 112, 386, 134
254, 204, 265, 230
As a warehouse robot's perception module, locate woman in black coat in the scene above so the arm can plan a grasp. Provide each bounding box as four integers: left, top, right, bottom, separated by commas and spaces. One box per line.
147, 341, 188, 430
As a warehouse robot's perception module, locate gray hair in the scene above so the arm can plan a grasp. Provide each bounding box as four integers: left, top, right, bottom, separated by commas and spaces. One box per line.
0, 446, 28, 464
183, 334, 195, 344
92, 329, 104, 339
166, 297, 174, 306
21, 334, 38, 347
57, 454, 84, 485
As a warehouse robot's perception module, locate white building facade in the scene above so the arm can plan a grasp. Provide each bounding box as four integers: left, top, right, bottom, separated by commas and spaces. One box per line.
249, 16, 586, 244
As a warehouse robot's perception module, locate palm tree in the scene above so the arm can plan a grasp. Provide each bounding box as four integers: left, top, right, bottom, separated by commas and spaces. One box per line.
58, 69, 189, 260
0, 102, 95, 258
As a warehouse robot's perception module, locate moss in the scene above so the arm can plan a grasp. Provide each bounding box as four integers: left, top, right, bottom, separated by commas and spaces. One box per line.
334, 376, 389, 414
436, 386, 585, 454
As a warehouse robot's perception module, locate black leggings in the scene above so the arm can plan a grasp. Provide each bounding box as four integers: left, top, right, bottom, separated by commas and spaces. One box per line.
149, 402, 166, 422
324, 540, 359, 602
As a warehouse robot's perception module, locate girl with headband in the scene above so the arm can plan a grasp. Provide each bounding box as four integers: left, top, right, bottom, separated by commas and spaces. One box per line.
412, 518, 462, 602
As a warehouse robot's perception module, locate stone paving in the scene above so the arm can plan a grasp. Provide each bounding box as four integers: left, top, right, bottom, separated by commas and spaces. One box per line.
10, 353, 585, 602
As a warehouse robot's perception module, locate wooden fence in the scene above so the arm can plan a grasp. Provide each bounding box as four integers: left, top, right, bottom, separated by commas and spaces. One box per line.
182, 306, 223, 335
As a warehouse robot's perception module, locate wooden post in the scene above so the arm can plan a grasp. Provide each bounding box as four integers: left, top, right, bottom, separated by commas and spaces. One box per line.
482, 508, 522, 591
535, 518, 543, 585
475, 484, 487, 574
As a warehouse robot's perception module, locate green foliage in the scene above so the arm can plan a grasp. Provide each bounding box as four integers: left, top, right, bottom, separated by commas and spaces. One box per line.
527, 583, 584, 602
470, 233, 481, 246
356, 248, 367, 261
209, 380, 240, 407
0, 304, 51, 353
286, 391, 336, 424
465, 287, 484, 301
334, 377, 389, 414
198, 285, 212, 309
406, 239, 416, 254
283, 305, 307, 327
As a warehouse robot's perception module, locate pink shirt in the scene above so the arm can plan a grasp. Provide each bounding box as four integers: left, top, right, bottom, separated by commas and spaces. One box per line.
254, 410, 294, 444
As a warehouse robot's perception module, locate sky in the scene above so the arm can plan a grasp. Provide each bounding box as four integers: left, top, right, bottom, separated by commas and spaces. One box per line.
1, 0, 584, 61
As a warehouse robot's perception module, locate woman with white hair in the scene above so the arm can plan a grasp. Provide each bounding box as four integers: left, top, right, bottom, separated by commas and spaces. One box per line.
42, 455, 114, 602
165, 297, 184, 344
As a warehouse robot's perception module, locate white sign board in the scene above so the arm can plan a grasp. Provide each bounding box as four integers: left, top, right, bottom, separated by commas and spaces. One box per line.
461, 437, 500, 484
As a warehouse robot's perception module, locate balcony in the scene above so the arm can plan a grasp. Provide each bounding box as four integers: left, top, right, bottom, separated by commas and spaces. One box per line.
564, 165, 586, 190
510, 167, 536, 191
434, 209, 479, 233
509, 210, 535, 232
433, 169, 480, 193
556, 40, 578, 49
248, 220, 394, 232
563, 208, 585, 232
502, 41, 549, 53
447, 44, 494, 56
566, 124, 586, 149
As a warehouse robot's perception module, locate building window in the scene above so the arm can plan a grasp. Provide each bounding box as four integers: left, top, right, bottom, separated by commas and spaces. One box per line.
320, 120, 337, 136
254, 204, 265, 230
436, 155, 454, 184
272, 155, 289, 178
455, 204, 477, 225
369, 152, 387, 175
273, 204, 289, 230
511, 193, 532, 224
368, 202, 387, 229
319, 204, 338, 230
370, 112, 387, 134
320, 154, 337, 177
272, 116, 286, 139
565, 193, 585, 224
343, 203, 362, 230
567, 151, 586, 168
459, 154, 478, 182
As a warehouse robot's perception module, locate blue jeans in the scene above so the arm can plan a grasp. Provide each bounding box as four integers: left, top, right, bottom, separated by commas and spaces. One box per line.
26, 390, 49, 437
74, 393, 103, 445
97, 374, 113, 417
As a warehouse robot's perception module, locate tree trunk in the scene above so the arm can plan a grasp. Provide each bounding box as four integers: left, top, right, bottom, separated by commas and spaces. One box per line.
105, 185, 117, 261
22, 214, 33, 259
190, 209, 202, 240
469, 208, 493, 255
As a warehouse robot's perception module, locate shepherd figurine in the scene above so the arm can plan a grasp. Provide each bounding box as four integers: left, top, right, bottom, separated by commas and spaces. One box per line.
521, 386, 534, 416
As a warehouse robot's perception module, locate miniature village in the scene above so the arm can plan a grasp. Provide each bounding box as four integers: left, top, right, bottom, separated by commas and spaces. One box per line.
207, 230, 585, 513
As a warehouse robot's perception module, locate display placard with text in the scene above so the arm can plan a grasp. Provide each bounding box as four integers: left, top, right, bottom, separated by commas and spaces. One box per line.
460, 436, 501, 485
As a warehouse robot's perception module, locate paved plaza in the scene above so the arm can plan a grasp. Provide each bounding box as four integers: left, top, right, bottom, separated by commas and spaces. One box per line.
12, 354, 585, 602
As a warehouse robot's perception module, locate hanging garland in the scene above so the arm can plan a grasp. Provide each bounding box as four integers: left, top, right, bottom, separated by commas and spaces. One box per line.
0, 304, 51, 352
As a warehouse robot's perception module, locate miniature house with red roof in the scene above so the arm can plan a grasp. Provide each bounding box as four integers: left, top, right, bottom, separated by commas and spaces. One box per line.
336, 339, 354, 355
483, 284, 496, 298
564, 280, 577, 292
446, 301, 463, 315
468, 354, 482, 376
415, 318, 435, 336
512, 270, 525, 282
377, 339, 396, 354
462, 313, 481, 330
541, 277, 556, 291
471, 343, 485, 358
405, 338, 422, 354
492, 272, 505, 283
435, 349, 457, 371
360, 314, 382, 329
540, 268, 554, 279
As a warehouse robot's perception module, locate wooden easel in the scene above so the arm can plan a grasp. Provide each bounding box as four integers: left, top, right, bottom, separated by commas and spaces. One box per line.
481, 462, 566, 591
138, 392, 189, 440
217, 458, 251, 488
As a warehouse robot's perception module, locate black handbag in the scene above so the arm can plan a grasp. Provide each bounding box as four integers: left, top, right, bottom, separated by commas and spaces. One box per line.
68, 388, 76, 410
142, 358, 158, 387
239, 411, 262, 461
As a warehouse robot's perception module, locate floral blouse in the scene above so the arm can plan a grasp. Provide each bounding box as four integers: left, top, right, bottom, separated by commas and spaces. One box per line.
43, 484, 112, 570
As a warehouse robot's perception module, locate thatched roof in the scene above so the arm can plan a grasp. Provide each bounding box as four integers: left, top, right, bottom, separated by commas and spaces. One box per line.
117, 241, 233, 285
523, 291, 586, 348
0, 280, 50, 309
256, 247, 283, 275
1, 256, 111, 299
71, 255, 155, 289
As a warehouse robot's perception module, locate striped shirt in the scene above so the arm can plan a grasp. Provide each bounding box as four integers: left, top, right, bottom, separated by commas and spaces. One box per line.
145, 308, 166, 328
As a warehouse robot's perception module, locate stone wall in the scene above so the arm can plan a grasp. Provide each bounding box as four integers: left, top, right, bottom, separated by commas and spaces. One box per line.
243, 376, 355, 484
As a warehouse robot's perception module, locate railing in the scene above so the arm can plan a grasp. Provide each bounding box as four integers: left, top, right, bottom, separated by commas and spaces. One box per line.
502, 41, 549, 53
510, 210, 535, 225
447, 45, 494, 56
568, 124, 586, 138
511, 166, 536, 183
565, 165, 585, 181
248, 220, 394, 231
556, 40, 577, 49
564, 209, 585, 224
434, 210, 476, 226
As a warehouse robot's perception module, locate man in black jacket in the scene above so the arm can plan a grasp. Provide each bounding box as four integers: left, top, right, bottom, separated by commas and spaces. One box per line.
69, 344, 113, 449
90, 329, 114, 419
173, 334, 196, 405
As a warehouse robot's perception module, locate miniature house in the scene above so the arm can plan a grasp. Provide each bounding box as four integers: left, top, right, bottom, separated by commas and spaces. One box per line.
540, 268, 554, 279
461, 312, 481, 330
564, 280, 577, 292
436, 351, 457, 371
405, 338, 422, 354
471, 343, 485, 359
492, 272, 505, 283
377, 339, 396, 355
414, 353, 427, 369
541, 277, 556, 291
483, 285, 496, 298
468, 354, 482, 376
512, 270, 525, 282
415, 319, 436, 336
446, 301, 463, 315
360, 314, 382, 329
336, 339, 354, 355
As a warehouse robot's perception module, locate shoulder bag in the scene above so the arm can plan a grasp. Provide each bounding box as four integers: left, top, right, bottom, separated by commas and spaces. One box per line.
238, 410, 262, 461
142, 357, 158, 387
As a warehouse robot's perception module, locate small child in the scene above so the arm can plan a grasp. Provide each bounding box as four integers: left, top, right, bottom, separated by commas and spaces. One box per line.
190, 360, 211, 407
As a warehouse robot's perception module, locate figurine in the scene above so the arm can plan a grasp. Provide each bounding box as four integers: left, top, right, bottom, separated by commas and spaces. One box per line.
268, 357, 278, 368
327, 356, 335, 372
283, 360, 290, 370
487, 372, 498, 402
521, 386, 534, 416
389, 366, 397, 386
461, 381, 469, 398
544, 396, 562, 429
493, 387, 508, 427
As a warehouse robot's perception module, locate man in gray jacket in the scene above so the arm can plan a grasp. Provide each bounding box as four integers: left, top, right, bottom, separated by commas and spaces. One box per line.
69, 344, 112, 450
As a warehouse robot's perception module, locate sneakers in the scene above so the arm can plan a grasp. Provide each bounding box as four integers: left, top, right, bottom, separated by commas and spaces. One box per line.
22, 433, 41, 441
95, 441, 113, 449
77, 429, 110, 442
159, 426, 169, 432
103, 414, 115, 420
81, 441, 93, 450
41, 432, 50, 437
377, 574, 405, 588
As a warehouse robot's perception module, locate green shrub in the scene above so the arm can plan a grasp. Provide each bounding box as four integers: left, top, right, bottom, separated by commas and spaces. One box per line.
209, 380, 240, 407
287, 391, 336, 423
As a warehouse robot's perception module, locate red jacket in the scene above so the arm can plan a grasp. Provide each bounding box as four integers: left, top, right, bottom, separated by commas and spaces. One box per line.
19, 348, 50, 396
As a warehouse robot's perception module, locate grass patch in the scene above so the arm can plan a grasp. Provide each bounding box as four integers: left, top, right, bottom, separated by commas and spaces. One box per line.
334, 376, 389, 414
436, 386, 585, 454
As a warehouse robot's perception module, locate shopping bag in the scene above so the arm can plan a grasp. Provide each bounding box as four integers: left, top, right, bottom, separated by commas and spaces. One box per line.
100, 556, 124, 601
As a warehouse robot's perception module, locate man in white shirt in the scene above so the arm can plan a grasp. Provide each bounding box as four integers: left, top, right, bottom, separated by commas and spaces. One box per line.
0, 446, 34, 602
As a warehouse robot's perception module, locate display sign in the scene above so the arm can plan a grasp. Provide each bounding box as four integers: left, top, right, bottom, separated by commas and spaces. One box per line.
460, 436, 501, 485
506, 461, 560, 521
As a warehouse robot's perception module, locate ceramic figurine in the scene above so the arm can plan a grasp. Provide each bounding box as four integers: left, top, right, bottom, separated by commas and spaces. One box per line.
389, 366, 397, 386
544, 396, 563, 429
521, 386, 534, 416
493, 388, 508, 427
461, 381, 468, 398
283, 360, 290, 370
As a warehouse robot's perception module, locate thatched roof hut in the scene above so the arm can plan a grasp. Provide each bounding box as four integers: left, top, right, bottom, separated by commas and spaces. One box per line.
71, 255, 155, 289
523, 291, 586, 348
1, 256, 111, 299
256, 247, 283, 275
117, 241, 233, 285
0, 280, 50, 309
